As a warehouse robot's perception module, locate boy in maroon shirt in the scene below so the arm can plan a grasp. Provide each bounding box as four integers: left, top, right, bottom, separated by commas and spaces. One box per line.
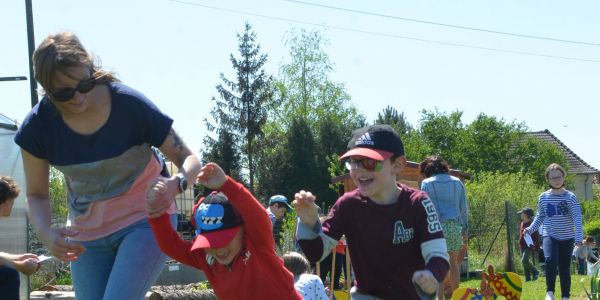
295, 125, 449, 300
146, 163, 302, 300
518, 207, 539, 281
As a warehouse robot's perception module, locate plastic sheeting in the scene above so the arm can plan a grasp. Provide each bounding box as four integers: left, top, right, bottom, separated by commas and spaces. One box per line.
0, 117, 29, 300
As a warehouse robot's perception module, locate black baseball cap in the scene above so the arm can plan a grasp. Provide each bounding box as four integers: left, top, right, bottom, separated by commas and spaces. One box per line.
517, 207, 534, 218
340, 124, 405, 161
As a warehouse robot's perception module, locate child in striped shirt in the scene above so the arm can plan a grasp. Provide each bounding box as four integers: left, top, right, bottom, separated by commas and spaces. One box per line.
524, 163, 583, 300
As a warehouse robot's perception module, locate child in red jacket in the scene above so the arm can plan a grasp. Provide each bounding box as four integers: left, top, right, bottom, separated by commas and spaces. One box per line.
146, 163, 302, 300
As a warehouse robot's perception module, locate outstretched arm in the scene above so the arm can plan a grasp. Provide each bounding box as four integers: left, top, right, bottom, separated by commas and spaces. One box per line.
197, 163, 275, 248
0, 252, 40, 276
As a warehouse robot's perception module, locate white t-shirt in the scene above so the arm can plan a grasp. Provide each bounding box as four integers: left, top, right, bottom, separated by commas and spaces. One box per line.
294, 273, 328, 300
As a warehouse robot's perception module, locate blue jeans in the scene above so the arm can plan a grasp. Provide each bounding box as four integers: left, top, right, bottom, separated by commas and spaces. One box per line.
543, 236, 574, 298
71, 215, 176, 300
577, 257, 587, 275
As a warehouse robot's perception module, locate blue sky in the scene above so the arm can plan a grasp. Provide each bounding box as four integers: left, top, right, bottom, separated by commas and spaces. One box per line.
2, 0, 599, 170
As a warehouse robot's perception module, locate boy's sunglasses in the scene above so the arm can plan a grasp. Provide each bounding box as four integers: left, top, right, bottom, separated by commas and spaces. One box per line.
49, 77, 97, 102
345, 158, 383, 172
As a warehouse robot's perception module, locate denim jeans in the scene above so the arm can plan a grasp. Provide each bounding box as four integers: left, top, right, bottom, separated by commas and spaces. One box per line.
543, 236, 574, 297
521, 248, 538, 280
71, 215, 177, 300
577, 257, 587, 275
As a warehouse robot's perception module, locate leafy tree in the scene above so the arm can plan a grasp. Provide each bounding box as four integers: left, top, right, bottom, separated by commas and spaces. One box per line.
375, 105, 412, 135
508, 136, 568, 185
456, 113, 526, 173
275, 28, 364, 131
256, 28, 364, 202
203, 22, 275, 191
408, 108, 465, 166
404, 109, 566, 183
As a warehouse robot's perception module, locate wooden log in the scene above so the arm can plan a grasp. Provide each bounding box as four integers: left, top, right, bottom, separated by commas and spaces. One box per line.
148, 289, 217, 300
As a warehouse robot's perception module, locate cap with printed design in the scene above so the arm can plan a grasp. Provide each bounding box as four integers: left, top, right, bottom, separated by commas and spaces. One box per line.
190, 192, 244, 250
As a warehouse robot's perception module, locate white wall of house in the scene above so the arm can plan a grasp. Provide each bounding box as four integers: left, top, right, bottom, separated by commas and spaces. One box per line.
0, 126, 29, 300
574, 174, 595, 201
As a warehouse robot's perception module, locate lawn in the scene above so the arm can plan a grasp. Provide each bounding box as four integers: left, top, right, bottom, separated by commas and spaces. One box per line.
458, 274, 592, 300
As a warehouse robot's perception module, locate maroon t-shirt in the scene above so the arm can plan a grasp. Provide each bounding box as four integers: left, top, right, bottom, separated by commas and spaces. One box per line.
299, 184, 448, 300
519, 220, 539, 251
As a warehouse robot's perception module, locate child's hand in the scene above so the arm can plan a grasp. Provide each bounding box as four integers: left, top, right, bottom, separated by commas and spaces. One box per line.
412, 269, 438, 296
146, 178, 173, 218
14, 258, 40, 276
197, 163, 226, 190
293, 190, 319, 228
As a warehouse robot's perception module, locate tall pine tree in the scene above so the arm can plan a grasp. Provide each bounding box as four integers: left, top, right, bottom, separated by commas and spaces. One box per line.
203, 22, 275, 191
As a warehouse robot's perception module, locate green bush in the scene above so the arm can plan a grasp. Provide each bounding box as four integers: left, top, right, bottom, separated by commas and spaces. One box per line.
585, 219, 600, 239
277, 210, 299, 256
465, 172, 543, 265
582, 200, 600, 226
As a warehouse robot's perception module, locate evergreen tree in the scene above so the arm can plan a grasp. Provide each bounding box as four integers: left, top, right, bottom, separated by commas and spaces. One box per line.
203, 22, 275, 191
375, 105, 412, 135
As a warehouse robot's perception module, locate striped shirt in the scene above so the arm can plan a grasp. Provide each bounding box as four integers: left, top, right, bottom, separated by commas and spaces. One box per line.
527, 189, 583, 243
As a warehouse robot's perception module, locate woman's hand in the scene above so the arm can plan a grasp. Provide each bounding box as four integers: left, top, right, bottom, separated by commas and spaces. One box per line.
43, 227, 85, 262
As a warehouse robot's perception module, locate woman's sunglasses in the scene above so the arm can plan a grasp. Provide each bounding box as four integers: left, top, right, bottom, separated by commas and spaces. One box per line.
345, 158, 383, 172
49, 77, 97, 102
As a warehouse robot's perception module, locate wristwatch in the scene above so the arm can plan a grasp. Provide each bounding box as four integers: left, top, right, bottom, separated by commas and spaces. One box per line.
175, 173, 187, 193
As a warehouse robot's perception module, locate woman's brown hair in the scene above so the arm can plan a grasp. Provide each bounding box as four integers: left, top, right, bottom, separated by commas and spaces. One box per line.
419, 155, 450, 178
33, 31, 119, 95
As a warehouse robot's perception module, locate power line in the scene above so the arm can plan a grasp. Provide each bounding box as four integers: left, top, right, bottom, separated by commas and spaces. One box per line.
286, 0, 600, 47
169, 0, 600, 63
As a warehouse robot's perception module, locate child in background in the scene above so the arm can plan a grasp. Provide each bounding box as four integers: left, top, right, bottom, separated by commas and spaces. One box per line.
524, 163, 583, 300
0, 176, 40, 300
574, 236, 598, 275
283, 252, 329, 300
146, 163, 302, 300
518, 207, 539, 281
295, 124, 449, 300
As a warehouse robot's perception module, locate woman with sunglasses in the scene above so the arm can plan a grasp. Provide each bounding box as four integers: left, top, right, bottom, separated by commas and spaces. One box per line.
420, 156, 468, 300
14, 31, 201, 300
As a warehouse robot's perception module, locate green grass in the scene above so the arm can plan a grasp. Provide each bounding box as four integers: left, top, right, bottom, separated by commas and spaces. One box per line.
459, 274, 591, 299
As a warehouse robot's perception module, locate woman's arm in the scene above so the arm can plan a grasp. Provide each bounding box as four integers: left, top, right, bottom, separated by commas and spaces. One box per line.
21, 150, 85, 262
147, 129, 201, 218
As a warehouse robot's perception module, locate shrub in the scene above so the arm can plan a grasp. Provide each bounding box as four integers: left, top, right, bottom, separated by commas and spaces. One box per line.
585, 219, 600, 240
465, 172, 543, 267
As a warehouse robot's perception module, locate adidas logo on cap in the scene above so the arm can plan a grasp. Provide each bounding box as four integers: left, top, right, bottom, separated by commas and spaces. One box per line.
355, 133, 375, 146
